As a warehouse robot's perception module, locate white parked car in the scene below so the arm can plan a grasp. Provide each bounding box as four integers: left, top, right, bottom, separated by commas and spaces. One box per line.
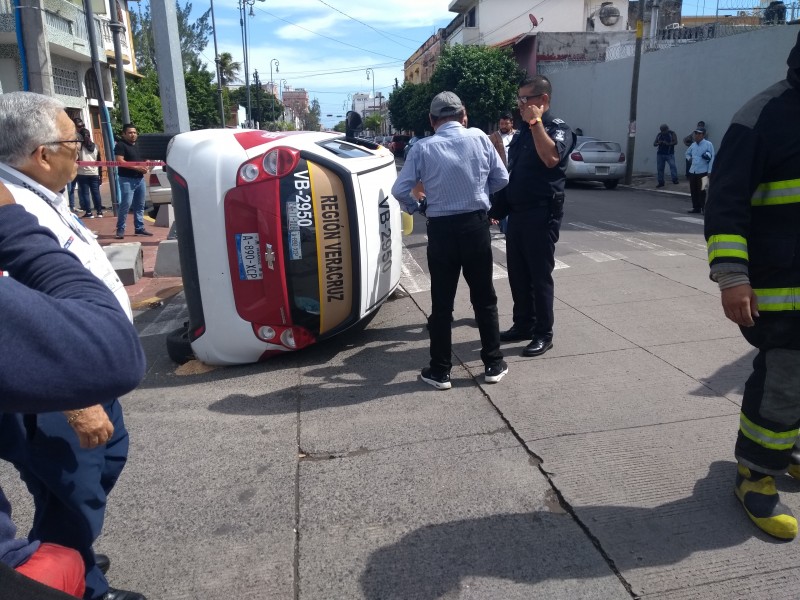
565, 136, 626, 189
164, 127, 407, 365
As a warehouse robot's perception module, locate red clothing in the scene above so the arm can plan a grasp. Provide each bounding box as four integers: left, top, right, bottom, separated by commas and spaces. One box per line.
15, 543, 85, 598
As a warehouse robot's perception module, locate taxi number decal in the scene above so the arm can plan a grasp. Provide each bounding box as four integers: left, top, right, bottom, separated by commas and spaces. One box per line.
236, 233, 263, 280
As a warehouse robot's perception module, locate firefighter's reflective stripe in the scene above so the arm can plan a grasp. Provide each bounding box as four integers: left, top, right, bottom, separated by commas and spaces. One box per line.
753, 287, 800, 311
707, 234, 748, 263
751, 178, 800, 207
740, 413, 799, 450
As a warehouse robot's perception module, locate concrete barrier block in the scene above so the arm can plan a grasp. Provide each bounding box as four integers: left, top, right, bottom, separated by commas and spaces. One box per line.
154, 239, 182, 277
155, 204, 175, 228
104, 242, 143, 286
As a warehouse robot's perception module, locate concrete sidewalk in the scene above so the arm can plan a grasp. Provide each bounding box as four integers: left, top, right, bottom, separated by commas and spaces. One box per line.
90, 181, 183, 312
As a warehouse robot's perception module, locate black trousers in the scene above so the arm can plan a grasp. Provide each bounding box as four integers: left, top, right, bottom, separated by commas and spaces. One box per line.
688, 172, 707, 211
506, 205, 562, 340
736, 316, 800, 475
426, 210, 502, 373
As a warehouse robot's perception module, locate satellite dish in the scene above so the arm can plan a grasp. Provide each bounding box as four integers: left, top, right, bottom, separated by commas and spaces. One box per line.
529, 13, 540, 27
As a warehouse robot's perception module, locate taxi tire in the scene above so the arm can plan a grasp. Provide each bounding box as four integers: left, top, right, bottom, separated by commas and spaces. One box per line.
166, 324, 194, 364
603, 179, 619, 190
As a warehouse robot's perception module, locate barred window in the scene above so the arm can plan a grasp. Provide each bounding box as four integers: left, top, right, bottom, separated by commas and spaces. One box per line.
52, 66, 81, 96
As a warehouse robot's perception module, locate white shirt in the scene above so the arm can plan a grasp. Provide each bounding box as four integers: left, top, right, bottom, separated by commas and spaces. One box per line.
0, 163, 132, 321
500, 130, 515, 156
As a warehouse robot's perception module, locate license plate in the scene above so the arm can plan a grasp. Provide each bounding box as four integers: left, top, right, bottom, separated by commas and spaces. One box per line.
595, 166, 610, 174
236, 233, 262, 280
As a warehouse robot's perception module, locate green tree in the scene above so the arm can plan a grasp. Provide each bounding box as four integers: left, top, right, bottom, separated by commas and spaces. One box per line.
130, 1, 212, 72
122, 70, 163, 133
184, 65, 219, 130
228, 85, 283, 126
388, 81, 433, 136
333, 120, 347, 133
217, 52, 241, 87
428, 44, 524, 132
302, 98, 322, 131
364, 113, 382, 133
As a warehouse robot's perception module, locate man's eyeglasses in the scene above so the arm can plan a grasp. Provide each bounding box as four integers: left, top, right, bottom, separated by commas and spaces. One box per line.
517, 93, 545, 104
30, 136, 83, 156
45, 137, 83, 147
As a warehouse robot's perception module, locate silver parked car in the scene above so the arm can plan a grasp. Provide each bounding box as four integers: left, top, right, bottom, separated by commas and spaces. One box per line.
565, 136, 626, 189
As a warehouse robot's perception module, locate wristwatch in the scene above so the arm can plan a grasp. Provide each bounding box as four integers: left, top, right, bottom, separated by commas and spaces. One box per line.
528, 117, 542, 127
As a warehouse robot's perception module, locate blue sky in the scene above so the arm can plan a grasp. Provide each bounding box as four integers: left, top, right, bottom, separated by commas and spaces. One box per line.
138, 0, 737, 129
141, 0, 459, 128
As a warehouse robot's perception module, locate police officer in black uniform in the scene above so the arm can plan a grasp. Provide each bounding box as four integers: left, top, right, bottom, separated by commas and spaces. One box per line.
494, 75, 576, 357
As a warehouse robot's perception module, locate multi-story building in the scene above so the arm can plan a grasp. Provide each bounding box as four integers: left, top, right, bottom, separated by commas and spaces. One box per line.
282, 85, 308, 128
0, 0, 137, 158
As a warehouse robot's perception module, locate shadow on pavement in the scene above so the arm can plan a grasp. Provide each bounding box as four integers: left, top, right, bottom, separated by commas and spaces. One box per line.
358, 461, 792, 600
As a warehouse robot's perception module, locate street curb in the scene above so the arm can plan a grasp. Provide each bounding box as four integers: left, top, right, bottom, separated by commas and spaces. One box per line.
619, 185, 691, 198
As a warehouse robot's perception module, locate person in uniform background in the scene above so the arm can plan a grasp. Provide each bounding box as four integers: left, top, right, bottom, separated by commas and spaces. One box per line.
704, 31, 800, 541
494, 74, 576, 358
683, 120, 706, 178
685, 127, 714, 213
392, 91, 509, 390
0, 91, 147, 600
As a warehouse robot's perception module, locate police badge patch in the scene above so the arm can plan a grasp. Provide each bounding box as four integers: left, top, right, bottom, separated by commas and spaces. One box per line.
554, 130, 565, 142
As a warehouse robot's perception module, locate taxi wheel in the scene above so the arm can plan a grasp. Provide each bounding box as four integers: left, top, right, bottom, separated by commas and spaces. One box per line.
166, 324, 194, 364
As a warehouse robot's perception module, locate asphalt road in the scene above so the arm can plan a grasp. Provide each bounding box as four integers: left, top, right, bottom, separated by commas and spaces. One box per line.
6, 184, 797, 599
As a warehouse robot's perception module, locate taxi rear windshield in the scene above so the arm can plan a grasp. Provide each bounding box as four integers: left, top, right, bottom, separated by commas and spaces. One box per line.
317, 140, 373, 159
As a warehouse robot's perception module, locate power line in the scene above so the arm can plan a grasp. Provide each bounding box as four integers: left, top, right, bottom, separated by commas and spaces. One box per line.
254, 6, 407, 62
313, 0, 424, 49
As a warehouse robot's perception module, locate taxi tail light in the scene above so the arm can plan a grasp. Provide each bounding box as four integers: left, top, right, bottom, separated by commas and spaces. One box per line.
570, 151, 584, 161
149, 173, 160, 186
236, 146, 300, 186
618, 153, 626, 163
252, 324, 315, 350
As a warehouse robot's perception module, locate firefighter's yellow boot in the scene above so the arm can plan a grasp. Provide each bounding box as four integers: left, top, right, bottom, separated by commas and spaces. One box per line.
735, 464, 797, 540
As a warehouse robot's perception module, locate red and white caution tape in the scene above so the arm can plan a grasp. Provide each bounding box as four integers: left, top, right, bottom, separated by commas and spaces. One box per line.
77, 160, 166, 167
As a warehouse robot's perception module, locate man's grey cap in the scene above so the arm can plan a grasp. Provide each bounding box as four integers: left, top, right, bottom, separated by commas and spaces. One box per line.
430, 91, 464, 118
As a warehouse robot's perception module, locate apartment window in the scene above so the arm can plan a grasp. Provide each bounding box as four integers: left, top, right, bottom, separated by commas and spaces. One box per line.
465, 6, 477, 28
52, 67, 81, 96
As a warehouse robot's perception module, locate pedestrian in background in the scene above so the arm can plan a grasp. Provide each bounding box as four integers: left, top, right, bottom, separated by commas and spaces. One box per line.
489, 111, 516, 234
704, 30, 800, 541
392, 91, 509, 390
653, 123, 679, 187
77, 129, 103, 219
113, 124, 152, 239
0, 91, 147, 600
495, 74, 576, 358
66, 117, 84, 213
685, 127, 714, 213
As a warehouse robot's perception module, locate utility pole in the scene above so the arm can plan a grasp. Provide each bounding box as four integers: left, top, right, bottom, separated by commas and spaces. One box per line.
107, 0, 129, 123
210, 0, 225, 127
253, 69, 260, 128
150, 0, 189, 133
624, 11, 643, 185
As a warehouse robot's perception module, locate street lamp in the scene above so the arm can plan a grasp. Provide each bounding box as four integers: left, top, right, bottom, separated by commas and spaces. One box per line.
270, 59, 279, 125
278, 78, 287, 121
366, 68, 375, 132
238, 0, 264, 127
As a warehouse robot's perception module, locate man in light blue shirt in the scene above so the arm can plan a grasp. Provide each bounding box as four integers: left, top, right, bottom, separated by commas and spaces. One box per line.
391, 91, 509, 390
685, 127, 715, 213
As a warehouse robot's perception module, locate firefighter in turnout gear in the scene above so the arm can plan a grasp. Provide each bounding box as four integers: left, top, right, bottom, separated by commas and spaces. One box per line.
704, 31, 800, 540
